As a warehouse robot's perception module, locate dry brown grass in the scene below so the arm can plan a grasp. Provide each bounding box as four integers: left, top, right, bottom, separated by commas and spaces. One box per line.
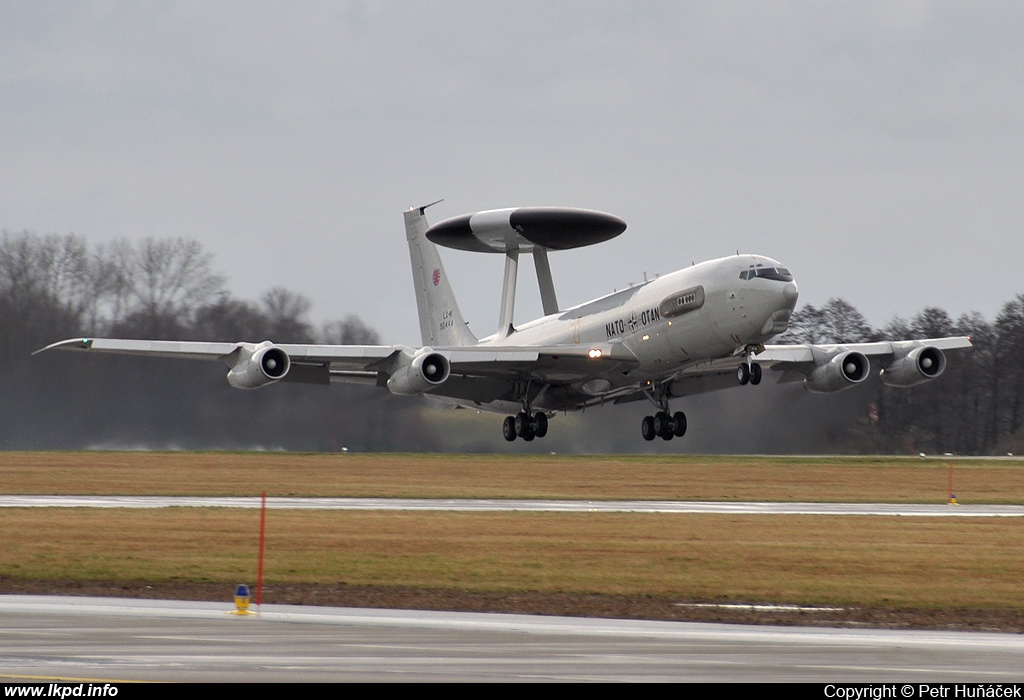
1, 451, 1022, 502
1, 508, 1019, 609
3, 452, 1022, 614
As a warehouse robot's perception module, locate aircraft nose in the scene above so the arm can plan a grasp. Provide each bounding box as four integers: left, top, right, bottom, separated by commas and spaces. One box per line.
783, 281, 798, 304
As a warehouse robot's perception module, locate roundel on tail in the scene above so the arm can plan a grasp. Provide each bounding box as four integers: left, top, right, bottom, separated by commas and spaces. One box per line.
432, 269, 440, 286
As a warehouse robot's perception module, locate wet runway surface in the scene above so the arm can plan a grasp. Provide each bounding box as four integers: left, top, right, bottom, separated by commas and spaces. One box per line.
2, 496, 1022, 516
2, 596, 1023, 682
4, 498, 1021, 681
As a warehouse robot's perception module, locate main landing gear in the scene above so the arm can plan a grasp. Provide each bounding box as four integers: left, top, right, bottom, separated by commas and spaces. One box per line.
641, 384, 687, 441
641, 410, 687, 441
503, 411, 549, 442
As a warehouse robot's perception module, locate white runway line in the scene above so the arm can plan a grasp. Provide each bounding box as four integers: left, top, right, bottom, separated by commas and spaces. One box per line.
0, 495, 1022, 516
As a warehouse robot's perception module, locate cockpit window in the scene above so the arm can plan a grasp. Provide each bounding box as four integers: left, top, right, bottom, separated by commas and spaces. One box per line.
744, 266, 793, 282
758, 267, 792, 281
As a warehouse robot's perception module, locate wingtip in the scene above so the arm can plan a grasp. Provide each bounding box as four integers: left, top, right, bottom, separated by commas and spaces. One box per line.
32, 338, 93, 355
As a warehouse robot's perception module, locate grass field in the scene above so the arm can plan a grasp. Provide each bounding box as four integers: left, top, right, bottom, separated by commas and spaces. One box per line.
1, 508, 1021, 608
1, 452, 1022, 619
2, 451, 1023, 502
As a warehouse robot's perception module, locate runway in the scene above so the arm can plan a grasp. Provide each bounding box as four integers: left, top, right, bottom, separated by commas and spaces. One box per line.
2, 596, 1023, 682
4, 497, 1022, 681
2, 495, 1022, 516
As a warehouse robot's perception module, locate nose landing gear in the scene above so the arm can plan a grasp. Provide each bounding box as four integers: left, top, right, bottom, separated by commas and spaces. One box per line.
737, 361, 762, 386
737, 345, 764, 386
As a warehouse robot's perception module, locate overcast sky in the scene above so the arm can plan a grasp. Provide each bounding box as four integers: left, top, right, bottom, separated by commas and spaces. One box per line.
2, 1, 1022, 345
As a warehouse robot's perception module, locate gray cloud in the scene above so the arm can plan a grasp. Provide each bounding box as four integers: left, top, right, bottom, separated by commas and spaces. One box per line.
2, 1, 1022, 345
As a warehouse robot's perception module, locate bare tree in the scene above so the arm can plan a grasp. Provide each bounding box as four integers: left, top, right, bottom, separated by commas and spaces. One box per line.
110, 237, 226, 338
321, 315, 381, 345
993, 295, 1024, 442
911, 307, 954, 339
0, 231, 108, 353
260, 287, 315, 342
777, 303, 826, 344
821, 298, 874, 343
778, 298, 873, 344
191, 294, 268, 342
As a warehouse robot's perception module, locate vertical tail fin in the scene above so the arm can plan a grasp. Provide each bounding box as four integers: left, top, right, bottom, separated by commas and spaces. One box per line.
405, 205, 478, 347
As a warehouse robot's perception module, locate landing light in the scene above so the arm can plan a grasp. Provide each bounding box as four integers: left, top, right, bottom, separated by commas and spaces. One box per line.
588, 348, 603, 359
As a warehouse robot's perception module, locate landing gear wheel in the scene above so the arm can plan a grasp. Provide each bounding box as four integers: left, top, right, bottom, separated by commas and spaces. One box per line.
737, 364, 750, 386
750, 362, 762, 385
533, 412, 548, 438
653, 411, 674, 440
502, 416, 517, 442
514, 412, 529, 437
514, 412, 535, 441
641, 415, 656, 441
672, 411, 687, 438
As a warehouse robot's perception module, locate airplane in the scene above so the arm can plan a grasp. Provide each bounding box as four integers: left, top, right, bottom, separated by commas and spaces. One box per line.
38, 202, 972, 443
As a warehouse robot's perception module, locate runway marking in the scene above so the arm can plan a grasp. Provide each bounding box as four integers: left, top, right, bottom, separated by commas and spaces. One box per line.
675, 603, 846, 612
1, 496, 1023, 517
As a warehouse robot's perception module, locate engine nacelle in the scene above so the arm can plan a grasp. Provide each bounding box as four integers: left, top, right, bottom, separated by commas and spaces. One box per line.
227, 341, 290, 389
386, 350, 450, 395
879, 345, 946, 388
804, 350, 870, 394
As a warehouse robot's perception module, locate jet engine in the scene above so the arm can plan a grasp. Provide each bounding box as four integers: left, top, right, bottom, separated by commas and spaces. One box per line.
386, 349, 450, 395
879, 345, 946, 388
227, 341, 291, 389
804, 350, 870, 394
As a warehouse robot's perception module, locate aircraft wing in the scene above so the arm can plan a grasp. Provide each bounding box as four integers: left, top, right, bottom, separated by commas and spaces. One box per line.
39, 334, 969, 409
600, 335, 974, 406
754, 336, 974, 366
37, 337, 636, 368
754, 336, 973, 385
36, 336, 639, 399
36, 337, 406, 387
37, 337, 399, 368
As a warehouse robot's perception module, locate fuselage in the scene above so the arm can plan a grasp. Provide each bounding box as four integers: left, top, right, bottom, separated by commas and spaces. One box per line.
480, 254, 799, 398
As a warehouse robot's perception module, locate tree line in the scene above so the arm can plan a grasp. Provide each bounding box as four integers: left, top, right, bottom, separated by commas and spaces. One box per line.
778, 298, 1024, 455
0, 230, 438, 451
2, 229, 1021, 454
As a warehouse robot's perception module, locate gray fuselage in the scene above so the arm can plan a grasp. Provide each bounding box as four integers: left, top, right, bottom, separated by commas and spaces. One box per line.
478, 254, 799, 409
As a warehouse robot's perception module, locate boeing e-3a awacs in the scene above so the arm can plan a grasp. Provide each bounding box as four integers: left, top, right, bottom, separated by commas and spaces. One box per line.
39, 203, 972, 442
